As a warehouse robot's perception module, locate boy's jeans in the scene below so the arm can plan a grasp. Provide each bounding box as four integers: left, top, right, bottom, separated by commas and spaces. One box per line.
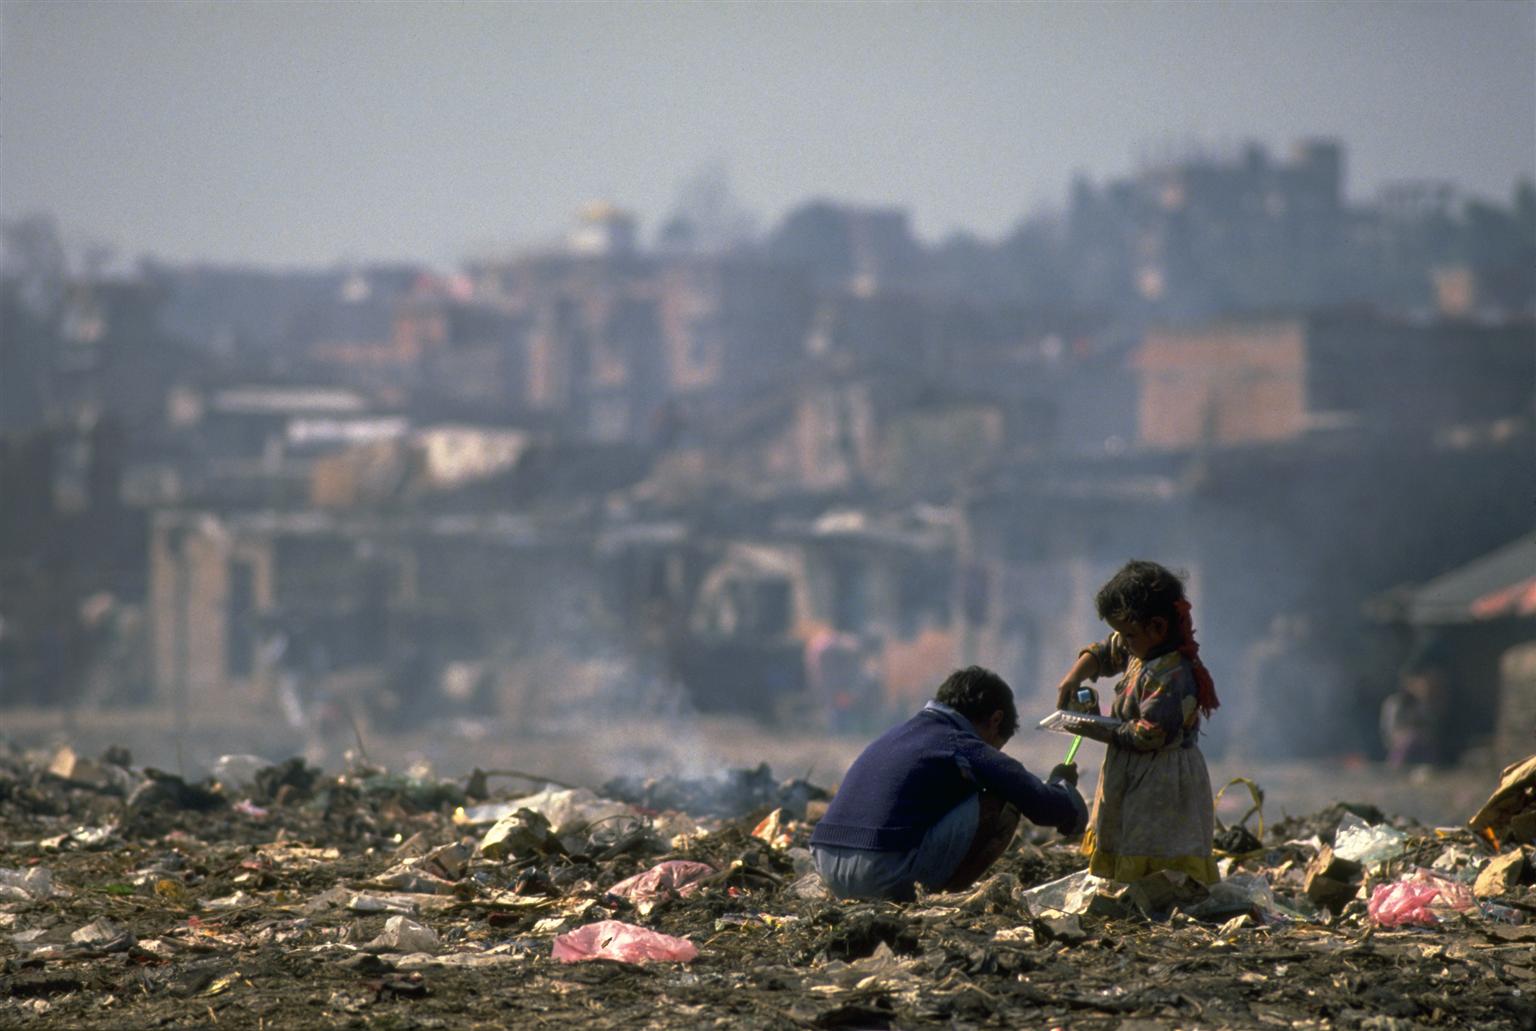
810, 793, 979, 902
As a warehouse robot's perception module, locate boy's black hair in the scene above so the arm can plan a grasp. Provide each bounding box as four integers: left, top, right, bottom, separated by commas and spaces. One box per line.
1095, 560, 1189, 634
935, 666, 1018, 738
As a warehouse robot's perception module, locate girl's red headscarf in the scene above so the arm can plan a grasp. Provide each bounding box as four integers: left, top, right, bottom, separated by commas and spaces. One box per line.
1175, 599, 1220, 718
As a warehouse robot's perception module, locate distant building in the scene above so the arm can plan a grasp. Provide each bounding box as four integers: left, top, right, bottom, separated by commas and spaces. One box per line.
568, 202, 639, 257
768, 201, 922, 294
470, 216, 815, 441
1134, 312, 1536, 450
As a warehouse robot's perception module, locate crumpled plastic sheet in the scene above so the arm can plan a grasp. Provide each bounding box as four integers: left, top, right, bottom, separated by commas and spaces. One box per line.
1333, 811, 1409, 866
0, 867, 54, 901
1019, 868, 1103, 914
606, 860, 716, 901
500, 787, 637, 836
1368, 868, 1477, 927
550, 919, 699, 964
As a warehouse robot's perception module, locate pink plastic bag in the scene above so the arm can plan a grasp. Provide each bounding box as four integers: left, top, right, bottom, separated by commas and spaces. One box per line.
606, 860, 715, 901
551, 920, 699, 964
1367, 869, 1476, 927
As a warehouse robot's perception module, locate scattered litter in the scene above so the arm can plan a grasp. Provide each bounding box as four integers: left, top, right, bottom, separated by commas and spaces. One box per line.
1, 748, 1532, 1028
751, 808, 793, 849
0, 866, 54, 900
210, 754, 273, 794
606, 860, 716, 901
365, 915, 441, 954
1473, 849, 1528, 898
1332, 811, 1410, 866
1019, 868, 1104, 915
479, 808, 564, 861
498, 786, 636, 837
203, 890, 257, 910
346, 893, 420, 915
1368, 869, 1477, 927
1468, 753, 1536, 846
453, 801, 523, 827
550, 920, 699, 964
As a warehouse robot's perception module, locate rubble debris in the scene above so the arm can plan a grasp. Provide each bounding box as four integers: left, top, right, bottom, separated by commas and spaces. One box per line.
209, 753, 272, 794
252, 757, 323, 804
1122, 869, 1209, 919
1469, 753, 1536, 846
364, 915, 441, 954
0, 751, 1533, 1028
1304, 844, 1364, 913
1474, 848, 1529, 898
479, 807, 564, 860
750, 807, 793, 849
0, 866, 54, 901
493, 785, 636, 835
602, 762, 830, 820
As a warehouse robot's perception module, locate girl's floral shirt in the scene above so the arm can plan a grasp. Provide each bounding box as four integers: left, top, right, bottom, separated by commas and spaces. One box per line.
1081, 632, 1202, 752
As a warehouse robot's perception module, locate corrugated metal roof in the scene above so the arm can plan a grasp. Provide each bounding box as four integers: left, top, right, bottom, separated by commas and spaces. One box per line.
1400, 532, 1536, 625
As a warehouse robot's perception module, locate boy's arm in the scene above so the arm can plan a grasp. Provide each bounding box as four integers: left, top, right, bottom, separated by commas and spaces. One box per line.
963, 740, 1087, 835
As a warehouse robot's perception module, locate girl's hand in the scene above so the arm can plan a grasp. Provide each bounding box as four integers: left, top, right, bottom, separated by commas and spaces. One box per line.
1055, 653, 1100, 708
1055, 678, 1082, 709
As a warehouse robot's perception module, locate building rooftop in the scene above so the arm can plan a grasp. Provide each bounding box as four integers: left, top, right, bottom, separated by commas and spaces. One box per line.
1375, 531, 1536, 625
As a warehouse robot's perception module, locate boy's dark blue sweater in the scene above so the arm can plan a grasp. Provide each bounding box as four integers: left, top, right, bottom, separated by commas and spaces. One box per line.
811, 702, 1086, 852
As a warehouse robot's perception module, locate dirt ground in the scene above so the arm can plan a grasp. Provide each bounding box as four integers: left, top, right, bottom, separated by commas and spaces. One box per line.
2, 718, 1533, 1030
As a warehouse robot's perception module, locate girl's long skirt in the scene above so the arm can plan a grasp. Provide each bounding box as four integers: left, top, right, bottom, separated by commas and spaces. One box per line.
1084, 742, 1219, 884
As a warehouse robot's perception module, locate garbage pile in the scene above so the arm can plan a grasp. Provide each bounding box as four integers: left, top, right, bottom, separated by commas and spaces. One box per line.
1, 741, 1533, 1029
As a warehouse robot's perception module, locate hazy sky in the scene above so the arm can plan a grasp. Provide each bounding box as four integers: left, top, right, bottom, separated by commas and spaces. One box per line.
2, 1, 1532, 269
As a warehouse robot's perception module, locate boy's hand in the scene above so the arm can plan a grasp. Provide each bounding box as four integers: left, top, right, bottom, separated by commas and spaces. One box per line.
1054, 679, 1081, 709
1048, 762, 1078, 787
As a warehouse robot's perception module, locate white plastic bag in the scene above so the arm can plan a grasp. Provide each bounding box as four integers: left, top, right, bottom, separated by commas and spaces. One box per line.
1020, 869, 1104, 914
1332, 811, 1408, 865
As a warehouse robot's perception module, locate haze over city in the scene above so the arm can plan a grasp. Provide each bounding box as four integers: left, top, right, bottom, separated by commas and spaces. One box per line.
2, 1, 1533, 267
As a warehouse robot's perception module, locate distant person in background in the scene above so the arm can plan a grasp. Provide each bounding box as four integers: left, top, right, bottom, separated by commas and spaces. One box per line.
810, 666, 1086, 902
1054, 560, 1221, 884
1380, 637, 1451, 768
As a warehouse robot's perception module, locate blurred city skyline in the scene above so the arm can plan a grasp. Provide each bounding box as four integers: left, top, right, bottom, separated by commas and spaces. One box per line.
2, 1, 1533, 269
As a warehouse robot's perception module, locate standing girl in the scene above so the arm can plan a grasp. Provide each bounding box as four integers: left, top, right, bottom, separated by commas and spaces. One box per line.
1055, 560, 1221, 883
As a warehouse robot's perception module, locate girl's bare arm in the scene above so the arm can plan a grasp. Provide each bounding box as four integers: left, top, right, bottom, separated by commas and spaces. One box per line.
1055, 651, 1101, 708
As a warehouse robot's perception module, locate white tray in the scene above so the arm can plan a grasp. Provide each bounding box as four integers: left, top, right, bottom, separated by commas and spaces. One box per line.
1036, 710, 1124, 735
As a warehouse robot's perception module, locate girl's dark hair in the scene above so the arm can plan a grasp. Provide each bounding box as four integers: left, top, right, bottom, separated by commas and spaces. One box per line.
1095, 560, 1189, 633
935, 666, 1018, 738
